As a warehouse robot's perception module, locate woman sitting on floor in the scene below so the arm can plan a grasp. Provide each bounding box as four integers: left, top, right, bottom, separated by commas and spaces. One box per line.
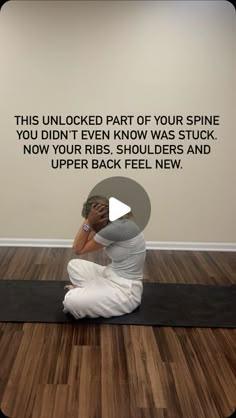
62, 195, 146, 319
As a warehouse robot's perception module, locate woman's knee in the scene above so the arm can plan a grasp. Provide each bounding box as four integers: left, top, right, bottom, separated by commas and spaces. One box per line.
63, 291, 80, 316
64, 290, 77, 307
64, 290, 95, 319
67, 259, 78, 276
64, 289, 88, 312
67, 258, 87, 275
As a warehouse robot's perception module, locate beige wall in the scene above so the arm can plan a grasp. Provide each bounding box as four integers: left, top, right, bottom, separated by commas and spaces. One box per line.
0, 0, 235, 242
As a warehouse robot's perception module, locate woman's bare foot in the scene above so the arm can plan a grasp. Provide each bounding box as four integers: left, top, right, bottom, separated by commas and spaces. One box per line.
64, 284, 77, 291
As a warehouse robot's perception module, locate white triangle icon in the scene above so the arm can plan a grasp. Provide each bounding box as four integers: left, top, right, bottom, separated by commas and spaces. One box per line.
109, 197, 131, 222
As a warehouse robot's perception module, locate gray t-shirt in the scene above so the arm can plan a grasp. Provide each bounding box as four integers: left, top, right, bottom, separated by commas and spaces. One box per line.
94, 219, 146, 281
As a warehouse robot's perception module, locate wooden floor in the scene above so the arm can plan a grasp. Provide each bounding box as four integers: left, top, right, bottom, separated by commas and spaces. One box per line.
0, 247, 235, 418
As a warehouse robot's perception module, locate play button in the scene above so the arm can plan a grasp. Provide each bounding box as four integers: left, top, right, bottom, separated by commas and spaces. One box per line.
109, 197, 131, 222
87, 176, 151, 241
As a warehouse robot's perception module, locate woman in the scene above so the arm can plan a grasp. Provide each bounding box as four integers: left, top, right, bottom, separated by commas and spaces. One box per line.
62, 195, 146, 319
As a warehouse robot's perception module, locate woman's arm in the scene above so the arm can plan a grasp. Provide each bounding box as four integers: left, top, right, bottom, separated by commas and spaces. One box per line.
75, 238, 105, 255
73, 203, 108, 255
72, 219, 94, 254
88, 229, 96, 241
73, 224, 104, 255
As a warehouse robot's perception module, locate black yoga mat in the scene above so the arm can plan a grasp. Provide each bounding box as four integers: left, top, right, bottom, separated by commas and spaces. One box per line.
0, 280, 235, 328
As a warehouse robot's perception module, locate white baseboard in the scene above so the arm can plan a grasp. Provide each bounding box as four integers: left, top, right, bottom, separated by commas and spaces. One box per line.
0, 238, 235, 252
0, 239, 73, 248
146, 241, 236, 251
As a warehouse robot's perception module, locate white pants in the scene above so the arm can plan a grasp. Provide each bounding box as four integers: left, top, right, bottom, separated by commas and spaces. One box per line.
62, 259, 143, 319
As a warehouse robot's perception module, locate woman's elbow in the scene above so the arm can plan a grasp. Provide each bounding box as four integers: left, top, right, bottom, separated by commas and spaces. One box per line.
72, 244, 81, 255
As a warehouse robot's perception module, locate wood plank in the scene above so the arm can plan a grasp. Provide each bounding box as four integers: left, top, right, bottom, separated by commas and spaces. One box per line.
101, 325, 132, 418
0, 247, 235, 417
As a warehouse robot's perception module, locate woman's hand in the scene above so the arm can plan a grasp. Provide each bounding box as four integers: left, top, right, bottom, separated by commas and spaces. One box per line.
87, 203, 109, 228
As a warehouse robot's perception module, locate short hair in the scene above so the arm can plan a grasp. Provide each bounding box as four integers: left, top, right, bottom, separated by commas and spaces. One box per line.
82, 195, 109, 218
